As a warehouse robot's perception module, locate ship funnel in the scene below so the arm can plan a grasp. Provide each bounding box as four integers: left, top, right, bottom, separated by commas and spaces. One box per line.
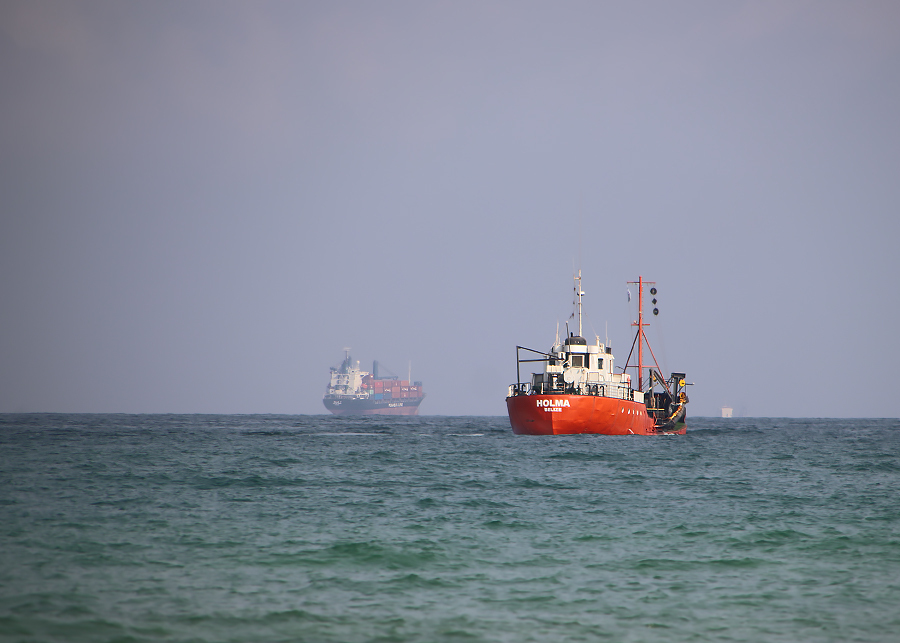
373, 360, 379, 379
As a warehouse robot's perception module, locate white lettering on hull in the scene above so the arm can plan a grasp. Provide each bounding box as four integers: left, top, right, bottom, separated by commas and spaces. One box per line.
536, 399, 570, 408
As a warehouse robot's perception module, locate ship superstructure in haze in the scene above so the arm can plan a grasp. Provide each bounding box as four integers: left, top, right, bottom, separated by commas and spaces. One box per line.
506, 272, 689, 435
323, 350, 425, 416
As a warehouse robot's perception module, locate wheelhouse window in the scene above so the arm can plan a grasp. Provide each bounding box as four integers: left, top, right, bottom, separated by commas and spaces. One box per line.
571, 355, 584, 368
597, 358, 604, 370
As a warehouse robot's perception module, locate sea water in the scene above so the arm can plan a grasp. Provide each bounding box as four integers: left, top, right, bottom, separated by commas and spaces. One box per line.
1, 414, 898, 642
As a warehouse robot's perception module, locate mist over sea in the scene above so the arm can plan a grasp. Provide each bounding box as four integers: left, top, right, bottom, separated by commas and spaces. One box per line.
1, 414, 898, 642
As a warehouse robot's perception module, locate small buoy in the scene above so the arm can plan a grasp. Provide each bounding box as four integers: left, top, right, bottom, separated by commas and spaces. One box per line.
650, 287, 657, 295
653, 308, 659, 315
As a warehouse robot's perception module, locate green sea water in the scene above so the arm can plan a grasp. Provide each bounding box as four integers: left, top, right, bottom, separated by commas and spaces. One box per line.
1, 414, 898, 642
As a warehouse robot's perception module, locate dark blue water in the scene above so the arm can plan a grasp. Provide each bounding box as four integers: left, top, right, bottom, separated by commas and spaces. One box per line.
1, 415, 898, 642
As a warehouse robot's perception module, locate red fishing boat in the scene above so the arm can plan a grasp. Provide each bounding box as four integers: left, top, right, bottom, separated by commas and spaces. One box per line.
506, 273, 689, 435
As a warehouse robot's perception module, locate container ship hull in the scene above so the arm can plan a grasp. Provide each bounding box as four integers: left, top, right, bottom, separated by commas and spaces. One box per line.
507, 394, 685, 435
323, 396, 424, 416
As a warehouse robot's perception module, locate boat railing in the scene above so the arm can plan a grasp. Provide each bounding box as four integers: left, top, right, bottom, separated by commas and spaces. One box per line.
508, 382, 635, 400
509, 383, 531, 396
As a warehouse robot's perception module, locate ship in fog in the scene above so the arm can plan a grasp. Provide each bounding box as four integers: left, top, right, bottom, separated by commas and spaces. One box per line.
323, 350, 425, 415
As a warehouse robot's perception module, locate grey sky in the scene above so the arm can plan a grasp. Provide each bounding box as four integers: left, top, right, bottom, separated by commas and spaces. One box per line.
1, 1, 898, 416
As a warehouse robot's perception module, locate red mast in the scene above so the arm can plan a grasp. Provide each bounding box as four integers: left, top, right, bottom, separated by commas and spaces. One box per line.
633, 277, 647, 390
626, 276, 663, 392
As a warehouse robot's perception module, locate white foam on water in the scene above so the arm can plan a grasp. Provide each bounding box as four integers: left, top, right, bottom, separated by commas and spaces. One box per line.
312, 432, 382, 436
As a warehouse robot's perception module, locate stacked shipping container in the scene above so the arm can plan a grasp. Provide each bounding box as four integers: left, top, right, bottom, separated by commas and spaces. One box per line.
362, 376, 423, 401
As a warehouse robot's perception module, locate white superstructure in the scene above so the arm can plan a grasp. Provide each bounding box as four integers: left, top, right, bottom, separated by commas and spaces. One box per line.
510, 271, 637, 402
326, 349, 370, 399
522, 334, 638, 402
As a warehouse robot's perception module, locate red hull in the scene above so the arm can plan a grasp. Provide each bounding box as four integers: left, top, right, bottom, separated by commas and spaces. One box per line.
506, 394, 686, 435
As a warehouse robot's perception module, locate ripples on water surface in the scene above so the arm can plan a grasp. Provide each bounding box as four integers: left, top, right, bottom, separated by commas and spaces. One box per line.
1, 414, 899, 642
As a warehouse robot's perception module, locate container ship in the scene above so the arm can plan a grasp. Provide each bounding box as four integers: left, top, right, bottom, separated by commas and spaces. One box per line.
506, 272, 689, 435
323, 350, 425, 416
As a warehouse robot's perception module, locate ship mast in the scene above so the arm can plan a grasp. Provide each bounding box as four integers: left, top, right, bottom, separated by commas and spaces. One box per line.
625, 276, 664, 392
635, 277, 646, 390
574, 270, 584, 337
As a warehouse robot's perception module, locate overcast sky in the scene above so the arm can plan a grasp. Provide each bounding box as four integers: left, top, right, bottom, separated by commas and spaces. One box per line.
1, 1, 898, 417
